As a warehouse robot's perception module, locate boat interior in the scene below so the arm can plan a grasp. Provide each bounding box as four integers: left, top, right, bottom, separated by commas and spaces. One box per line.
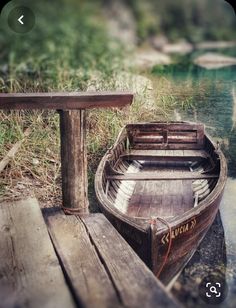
102, 123, 220, 219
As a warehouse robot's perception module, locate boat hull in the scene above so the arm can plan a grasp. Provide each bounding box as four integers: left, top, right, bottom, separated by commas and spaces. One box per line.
152, 191, 224, 284
96, 189, 224, 285
95, 122, 227, 285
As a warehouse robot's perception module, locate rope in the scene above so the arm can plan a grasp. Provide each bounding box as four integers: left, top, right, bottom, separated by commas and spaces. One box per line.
151, 217, 173, 278
62, 206, 88, 215
134, 215, 173, 278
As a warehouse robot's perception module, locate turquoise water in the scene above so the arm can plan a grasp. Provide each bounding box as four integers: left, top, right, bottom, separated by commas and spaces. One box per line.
152, 49, 236, 307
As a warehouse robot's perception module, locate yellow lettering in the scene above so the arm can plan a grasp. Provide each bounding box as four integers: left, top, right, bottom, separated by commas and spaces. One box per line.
175, 228, 180, 237
161, 219, 197, 245
190, 218, 196, 229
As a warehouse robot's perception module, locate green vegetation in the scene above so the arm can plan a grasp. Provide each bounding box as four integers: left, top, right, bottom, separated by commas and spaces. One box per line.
0, 0, 165, 206
127, 0, 236, 43
0, 0, 123, 93
0, 0, 125, 205
0, 0, 235, 205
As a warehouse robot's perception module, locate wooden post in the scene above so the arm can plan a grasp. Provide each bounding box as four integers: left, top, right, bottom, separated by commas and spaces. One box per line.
59, 110, 88, 214
0, 92, 133, 214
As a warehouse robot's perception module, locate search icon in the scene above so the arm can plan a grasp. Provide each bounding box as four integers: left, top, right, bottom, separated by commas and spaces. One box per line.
199, 273, 228, 304
209, 285, 217, 294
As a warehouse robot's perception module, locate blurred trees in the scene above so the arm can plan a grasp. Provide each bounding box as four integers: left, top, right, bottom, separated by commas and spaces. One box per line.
126, 0, 236, 43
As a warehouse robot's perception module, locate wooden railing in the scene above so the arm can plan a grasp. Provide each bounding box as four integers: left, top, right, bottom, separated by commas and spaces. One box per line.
0, 91, 133, 213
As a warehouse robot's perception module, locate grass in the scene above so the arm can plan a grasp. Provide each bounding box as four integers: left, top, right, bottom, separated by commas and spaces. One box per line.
0, 0, 235, 207
0, 57, 233, 207
0, 0, 171, 207
0, 0, 125, 206
0, 0, 124, 92
0, 0, 169, 207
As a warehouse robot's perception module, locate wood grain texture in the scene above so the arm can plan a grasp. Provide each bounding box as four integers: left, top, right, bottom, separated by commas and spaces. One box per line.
95, 121, 227, 285
0, 92, 133, 110
121, 149, 209, 162
59, 110, 88, 212
107, 172, 218, 181
126, 122, 204, 131
44, 208, 120, 308
126, 178, 193, 219
127, 122, 204, 150
81, 214, 180, 308
0, 198, 75, 308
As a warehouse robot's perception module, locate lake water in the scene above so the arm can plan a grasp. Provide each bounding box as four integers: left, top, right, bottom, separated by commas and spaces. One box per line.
151, 49, 236, 307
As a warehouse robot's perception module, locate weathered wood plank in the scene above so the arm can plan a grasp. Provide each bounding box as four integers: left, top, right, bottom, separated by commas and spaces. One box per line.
44, 208, 121, 308
0, 92, 133, 110
126, 122, 204, 132
0, 198, 75, 308
0, 91, 133, 212
107, 172, 218, 181
127, 122, 205, 150
59, 110, 88, 212
121, 152, 208, 162
132, 143, 204, 150
124, 149, 208, 157
133, 135, 198, 144
81, 214, 180, 308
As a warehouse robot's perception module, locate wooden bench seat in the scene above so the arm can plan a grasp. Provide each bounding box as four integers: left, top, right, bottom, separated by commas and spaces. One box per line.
121, 149, 209, 162
107, 171, 218, 181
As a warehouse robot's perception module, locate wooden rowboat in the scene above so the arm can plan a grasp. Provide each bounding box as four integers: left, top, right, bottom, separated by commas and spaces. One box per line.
95, 122, 227, 285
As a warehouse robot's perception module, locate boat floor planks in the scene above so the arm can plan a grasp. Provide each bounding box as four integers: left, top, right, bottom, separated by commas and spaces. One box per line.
126, 165, 194, 218
0, 198, 75, 308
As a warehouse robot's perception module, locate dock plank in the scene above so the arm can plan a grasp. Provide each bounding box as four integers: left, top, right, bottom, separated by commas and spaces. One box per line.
81, 214, 180, 308
0, 198, 75, 308
44, 208, 121, 308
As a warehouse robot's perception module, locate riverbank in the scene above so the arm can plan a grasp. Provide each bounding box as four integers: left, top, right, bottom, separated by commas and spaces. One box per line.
0, 0, 236, 209
1, 1, 236, 307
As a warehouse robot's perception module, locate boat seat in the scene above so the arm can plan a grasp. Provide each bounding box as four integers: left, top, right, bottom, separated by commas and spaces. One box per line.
121, 149, 210, 162
107, 172, 218, 181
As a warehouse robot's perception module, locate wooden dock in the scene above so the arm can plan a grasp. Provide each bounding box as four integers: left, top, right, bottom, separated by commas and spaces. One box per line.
0, 198, 180, 308
0, 92, 181, 307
